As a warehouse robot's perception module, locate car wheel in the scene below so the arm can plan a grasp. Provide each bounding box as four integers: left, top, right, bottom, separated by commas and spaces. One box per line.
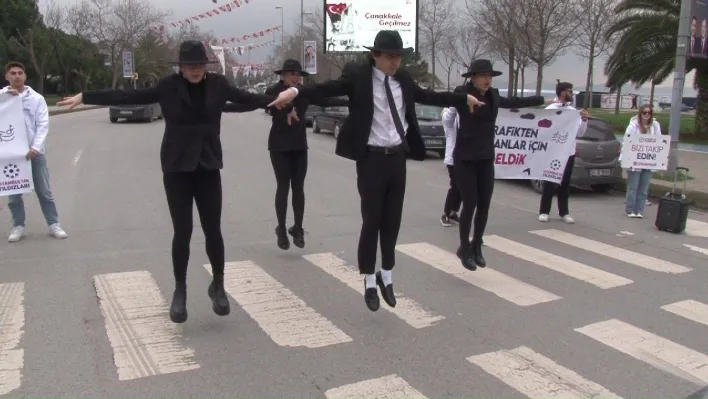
110, 117, 118, 123
590, 184, 612, 194
333, 123, 340, 139
530, 179, 544, 194
312, 118, 321, 133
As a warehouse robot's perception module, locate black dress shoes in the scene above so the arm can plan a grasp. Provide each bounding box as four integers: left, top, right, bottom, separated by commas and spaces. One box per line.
364, 279, 380, 311
275, 225, 290, 250
208, 278, 230, 316
170, 282, 188, 323
456, 244, 477, 271
471, 239, 487, 267
375, 271, 396, 307
288, 225, 305, 248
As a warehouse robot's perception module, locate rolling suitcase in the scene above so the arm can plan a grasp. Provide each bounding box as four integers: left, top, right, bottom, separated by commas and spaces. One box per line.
655, 167, 691, 234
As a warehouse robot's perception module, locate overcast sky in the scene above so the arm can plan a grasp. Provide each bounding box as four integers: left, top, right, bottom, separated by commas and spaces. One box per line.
45, 0, 696, 96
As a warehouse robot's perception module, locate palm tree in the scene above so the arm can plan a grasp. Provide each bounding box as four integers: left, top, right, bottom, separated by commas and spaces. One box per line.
604, 0, 708, 139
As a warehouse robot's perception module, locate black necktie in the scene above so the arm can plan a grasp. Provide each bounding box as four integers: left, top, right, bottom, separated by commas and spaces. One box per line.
383, 75, 409, 151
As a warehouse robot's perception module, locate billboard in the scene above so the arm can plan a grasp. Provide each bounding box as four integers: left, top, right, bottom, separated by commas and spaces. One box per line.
688, 0, 708, 59
323, 0, 419, 53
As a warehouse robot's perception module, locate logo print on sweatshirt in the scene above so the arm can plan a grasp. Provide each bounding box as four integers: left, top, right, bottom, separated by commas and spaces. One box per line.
0, 124, 16, 143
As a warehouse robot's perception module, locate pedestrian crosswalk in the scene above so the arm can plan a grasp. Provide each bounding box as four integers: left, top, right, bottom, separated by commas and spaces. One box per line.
1, 228, 706, 397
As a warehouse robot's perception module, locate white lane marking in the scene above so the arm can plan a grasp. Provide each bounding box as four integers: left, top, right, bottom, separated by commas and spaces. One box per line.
302, 253, 444, 329
325, 374, 427, 399
484, 235, 632, 289
530, 229, 692, 274
684, 243, 708, 256
396, 242, 561, 306
619, 231, 634, 236
686, 219, 708, 237
0, 283, 25, 396
203, 261, 352, 348
661, 300, 708, 327
575, 319, 708, 385
93, 271, 200, 381
467, 346, 623, 399
72, 149, 83, 166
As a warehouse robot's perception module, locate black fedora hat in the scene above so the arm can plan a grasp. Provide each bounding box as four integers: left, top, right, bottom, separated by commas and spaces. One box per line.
461, 59, 502, 78
170, 40, 219, 65
364, 30, 413, 55
274, 59, 310, 76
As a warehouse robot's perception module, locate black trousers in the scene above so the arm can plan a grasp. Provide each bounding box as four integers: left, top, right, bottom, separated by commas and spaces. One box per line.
454, 159, 495, 246
539, 155, 575, 216
356, 149, 406, 274
163, 167, 225, 283
269, 150, 308, 227
443, 164, 462, 215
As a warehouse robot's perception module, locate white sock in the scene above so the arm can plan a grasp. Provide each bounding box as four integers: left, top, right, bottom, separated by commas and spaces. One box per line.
364, 274, 376, 289
381, 270, 392, 286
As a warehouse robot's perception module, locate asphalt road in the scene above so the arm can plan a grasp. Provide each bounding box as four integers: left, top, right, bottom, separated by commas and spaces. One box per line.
1, 108, 707, 399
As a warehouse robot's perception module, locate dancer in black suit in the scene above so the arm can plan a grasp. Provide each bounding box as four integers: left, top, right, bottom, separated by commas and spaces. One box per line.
451, 60, 547, 271
269, 30, 483, 311
57, 40, 275, 324
225, 59, 347, 249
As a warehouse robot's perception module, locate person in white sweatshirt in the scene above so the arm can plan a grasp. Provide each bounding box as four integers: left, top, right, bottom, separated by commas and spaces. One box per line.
621, 104, 661, 218
1, 61, 68, 242
538, 82, 589, 224
440, 107, 461, 226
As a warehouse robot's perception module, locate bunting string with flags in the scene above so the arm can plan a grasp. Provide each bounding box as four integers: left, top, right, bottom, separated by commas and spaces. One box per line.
150, 0, 252, 33
228, 40, 276, 56
202, 26, 281, 46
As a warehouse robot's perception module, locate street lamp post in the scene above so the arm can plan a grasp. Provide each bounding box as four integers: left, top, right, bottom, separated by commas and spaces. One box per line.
667, 0, 692, 174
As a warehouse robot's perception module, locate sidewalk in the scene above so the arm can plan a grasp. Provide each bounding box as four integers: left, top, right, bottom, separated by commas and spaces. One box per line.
616, 150, 708, 209
47, 104, 103, 116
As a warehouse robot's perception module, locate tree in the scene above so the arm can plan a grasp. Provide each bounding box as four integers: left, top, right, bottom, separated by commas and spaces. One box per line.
418, 0, 457, 89
603, 0, 708, 139
466, 0, 518, 94
9, 7, 51, 93
70, 0, 168, 88
447, 24, 490, 80
402, 51, 429, 83
513, 0, 580, 94
438, 39, 457, 90
573, 0, 620, 107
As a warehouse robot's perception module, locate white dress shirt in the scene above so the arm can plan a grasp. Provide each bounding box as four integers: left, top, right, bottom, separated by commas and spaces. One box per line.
368, 67, 408, 147
545, 101, 586, 157
0, 85, 50, 154
441, 107, 458, 166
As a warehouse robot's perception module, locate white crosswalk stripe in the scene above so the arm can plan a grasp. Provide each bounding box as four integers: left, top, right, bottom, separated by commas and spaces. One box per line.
1, 227, 705, 396
203, 261, 352, 348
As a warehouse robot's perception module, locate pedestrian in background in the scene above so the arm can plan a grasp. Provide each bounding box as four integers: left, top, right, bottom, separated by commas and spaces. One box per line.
1, 61, 68, 242
621, 104, 661, 218
440, 106, 461, 226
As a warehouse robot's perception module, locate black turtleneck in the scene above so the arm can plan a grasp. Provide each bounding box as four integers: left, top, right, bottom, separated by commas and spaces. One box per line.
183, 76, 207, 120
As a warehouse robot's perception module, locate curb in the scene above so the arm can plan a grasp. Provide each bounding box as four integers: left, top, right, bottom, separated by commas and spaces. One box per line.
48, 105, 104, 116
611, 179, 708, 210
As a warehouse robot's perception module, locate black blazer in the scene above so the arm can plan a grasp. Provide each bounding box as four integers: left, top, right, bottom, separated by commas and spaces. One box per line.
82, 73, 273, 172
297, 62, 468, 161
453, 84, 545, 161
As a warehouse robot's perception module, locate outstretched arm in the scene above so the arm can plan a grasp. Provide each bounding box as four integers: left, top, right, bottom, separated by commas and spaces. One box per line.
296, 62, 355, 100
413, 85, 467, 107
499, 95, 545, 109
225, 83, 274, 109
80, 87, 160, 106
311, 96, 348, 107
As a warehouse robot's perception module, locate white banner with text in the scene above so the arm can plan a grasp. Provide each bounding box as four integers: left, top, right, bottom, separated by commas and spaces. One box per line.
620, 133, 670, 170
0, 95, 34, 196
494, 108, 580, 184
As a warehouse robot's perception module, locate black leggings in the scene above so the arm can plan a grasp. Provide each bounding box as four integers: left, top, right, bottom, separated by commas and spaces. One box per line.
163, 167, 225, 283
454, 159, 495, 246
269, 150, 308, 227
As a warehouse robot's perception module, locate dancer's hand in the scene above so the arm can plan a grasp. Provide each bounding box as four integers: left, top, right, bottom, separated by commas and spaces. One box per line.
287, 108, 299, 125
466, 94, 485, 112
268, 87, 297, 109
579, 108, 589, 121
57, 93, 83, 109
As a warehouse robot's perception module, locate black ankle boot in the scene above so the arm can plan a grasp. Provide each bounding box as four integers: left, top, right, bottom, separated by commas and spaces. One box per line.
208, 277, 230, 316
275, 225, 290, 250
170, 282, 188, 323
456, 244, 477, 271
472, 239, 487, 267
288, 225, 305, 248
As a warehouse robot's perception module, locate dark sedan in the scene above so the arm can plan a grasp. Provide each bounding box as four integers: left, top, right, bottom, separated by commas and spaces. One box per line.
416, 104, 446, 157
109, 103, 163, 123
311, 106, 348, 138
529, 117, 622, 193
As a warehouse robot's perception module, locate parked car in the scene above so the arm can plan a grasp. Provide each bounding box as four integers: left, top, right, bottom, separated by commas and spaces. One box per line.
109, 103, 163, 123
415, 104, 446, 157
311, 105, 348, 138
529, 117, 622, 193
305, 105, 323, 127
